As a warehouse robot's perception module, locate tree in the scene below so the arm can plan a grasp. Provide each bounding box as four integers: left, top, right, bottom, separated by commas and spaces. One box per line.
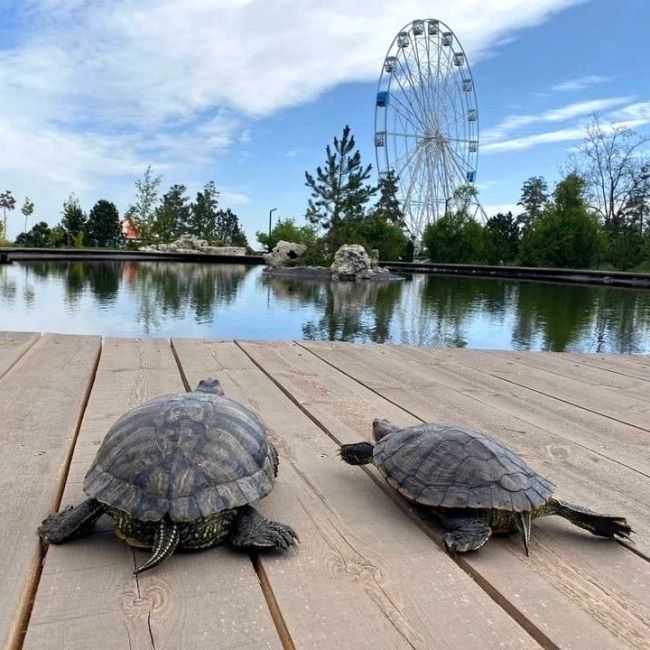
484, 212, 519, 264
61, 194, 87, 246
573, 115, 650, 232
373, 170, 404, 227
85, 200, 122, 247
518, 176, 548, 229
214, 208, 248, 247
127, 166, 162, 241
15, 221, 51, 247
519, 173, 602, 268
154, 184, 191, 241
338, 214, 410, 261
189, 181, 219, 240
422, 212, 484, 263
305, 125, 376, 248
0, 190, 16, 240
21, 197, 34, 234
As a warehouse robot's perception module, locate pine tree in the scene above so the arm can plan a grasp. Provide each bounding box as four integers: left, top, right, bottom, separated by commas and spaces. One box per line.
154, 184, 191, 241
215, 208, 248, 247
189, 181, 219, 240
61, 194, 87, 246
305, 125, 376, 247
373, 170, 404, 227
85, 200, 122, 247
518, 176, 548, 229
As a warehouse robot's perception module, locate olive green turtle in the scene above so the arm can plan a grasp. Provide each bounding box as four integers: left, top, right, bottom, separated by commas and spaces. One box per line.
340, 419, 631, 555
39, 378, 297, 573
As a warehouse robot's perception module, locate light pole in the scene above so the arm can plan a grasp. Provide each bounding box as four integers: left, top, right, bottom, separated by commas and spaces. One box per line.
268, 207, 277, 250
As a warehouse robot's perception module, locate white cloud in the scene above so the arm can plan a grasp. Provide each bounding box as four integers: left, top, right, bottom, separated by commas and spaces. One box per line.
0, 0, 582, 235
551, 75, 612, 92
483, 126, 586, 153
483, 96, 632, 143
284, 150, 299, 158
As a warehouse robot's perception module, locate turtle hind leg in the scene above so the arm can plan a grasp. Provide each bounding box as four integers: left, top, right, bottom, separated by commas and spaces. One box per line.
545, 498, 632, 540
339, 442, 374, 465
229, 505, 298, 551
438, 512, 492, 554
38, 498, 105, 543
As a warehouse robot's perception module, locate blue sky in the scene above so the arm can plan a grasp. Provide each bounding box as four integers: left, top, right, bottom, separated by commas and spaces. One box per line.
1, 0, 649, 244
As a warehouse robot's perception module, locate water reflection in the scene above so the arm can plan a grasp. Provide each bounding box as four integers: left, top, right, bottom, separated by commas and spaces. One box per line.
1, 261, 649, 352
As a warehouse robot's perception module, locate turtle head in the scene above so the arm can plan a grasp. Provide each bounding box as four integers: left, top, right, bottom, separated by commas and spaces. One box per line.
195, 378, 225, 395
372, 418, 401, 442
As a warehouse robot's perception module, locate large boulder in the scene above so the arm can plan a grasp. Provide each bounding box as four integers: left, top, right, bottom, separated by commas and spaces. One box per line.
263, 240, 307, 268
330, 244, 377, 280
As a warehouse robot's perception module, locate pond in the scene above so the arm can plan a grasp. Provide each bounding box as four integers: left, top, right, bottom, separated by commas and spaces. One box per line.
1, 260, 649, 352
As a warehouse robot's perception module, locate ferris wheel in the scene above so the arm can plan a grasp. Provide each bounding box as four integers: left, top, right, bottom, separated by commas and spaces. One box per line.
375, 19, 480, 241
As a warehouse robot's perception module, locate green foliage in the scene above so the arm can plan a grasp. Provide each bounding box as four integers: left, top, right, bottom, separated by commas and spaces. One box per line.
128, 166, 162, 241
189, 181, 220, 240
214, 208, 248, 247
518, 176, 548, 230
373, 171, 404, 227
484, 212, 520, 264
305, 125, 376, 248
422, 212, 484, 263
519, 173, 602, 268
85, 200, 122, 248
15, 221, 51, 247
256, 217, 318, 250
154, 184, 190, 241
61, 194, 87, 245
48, 225, 67, 248
337, 215, 410, 261
604, 227, 645, 270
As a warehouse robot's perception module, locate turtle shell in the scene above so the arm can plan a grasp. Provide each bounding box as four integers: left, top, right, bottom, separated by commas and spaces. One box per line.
84, 392, 276, 522
373, 423, 555, 512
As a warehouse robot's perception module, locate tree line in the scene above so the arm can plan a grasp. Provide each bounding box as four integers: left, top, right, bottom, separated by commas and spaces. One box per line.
264, 116, 649, 271
1, 167, 248, 249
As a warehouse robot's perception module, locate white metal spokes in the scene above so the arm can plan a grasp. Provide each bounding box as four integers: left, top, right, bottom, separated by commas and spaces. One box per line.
375, 19, 479, 240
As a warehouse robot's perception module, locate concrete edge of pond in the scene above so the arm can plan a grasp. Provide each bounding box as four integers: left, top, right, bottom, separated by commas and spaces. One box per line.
2, 247, 650, 288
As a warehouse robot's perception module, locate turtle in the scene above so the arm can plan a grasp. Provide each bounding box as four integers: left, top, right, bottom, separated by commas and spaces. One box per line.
339, 419, 632, 555
38, 378, 298, 573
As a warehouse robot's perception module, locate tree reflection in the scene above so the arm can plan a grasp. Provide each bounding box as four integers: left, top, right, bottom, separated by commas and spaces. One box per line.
263, 274, 403, 342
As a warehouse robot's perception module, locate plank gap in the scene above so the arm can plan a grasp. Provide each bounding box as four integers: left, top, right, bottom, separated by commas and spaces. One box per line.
250, 555, 296, 650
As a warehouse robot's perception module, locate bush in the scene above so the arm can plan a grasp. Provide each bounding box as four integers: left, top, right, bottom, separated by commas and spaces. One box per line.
422, 212, 484, 263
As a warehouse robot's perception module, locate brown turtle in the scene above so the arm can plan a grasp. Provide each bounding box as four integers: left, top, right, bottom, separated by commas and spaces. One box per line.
340, 419, 631, 554
38, 378, 297, 573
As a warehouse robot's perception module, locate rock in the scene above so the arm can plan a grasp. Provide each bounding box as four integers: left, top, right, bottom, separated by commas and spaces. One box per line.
263, 240, 307, 268
140, 235, 246, 256
330, 244, 377, 280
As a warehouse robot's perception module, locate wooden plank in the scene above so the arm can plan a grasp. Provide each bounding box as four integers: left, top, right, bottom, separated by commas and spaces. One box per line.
562, 352, 650, 381
0, 331, 39, 379
485, 349, 650, 400
174, 339, 540, 650
383, 345, 650, 477
24, 338, 281, 650
448, 348, 650, 431
0, 333, 100, 650
289, 341, 650, 649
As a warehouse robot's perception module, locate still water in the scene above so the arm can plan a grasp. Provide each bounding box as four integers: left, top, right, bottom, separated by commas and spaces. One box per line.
1, 260, 649, 352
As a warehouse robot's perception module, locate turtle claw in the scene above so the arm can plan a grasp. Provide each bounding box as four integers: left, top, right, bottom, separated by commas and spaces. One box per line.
230, 505, 298, 552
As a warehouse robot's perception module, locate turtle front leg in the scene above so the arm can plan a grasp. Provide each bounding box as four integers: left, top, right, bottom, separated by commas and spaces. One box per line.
438, 512, 492, 554
38, 498, 105, 544
229, 505, 298, 551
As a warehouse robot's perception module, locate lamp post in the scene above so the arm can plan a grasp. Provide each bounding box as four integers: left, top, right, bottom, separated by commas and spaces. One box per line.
268, 207, 277, 250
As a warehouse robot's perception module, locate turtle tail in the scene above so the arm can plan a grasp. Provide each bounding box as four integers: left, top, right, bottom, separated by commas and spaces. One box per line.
339, 442, 374, 465
134, 517, 180, 574
546, 498, 632, 540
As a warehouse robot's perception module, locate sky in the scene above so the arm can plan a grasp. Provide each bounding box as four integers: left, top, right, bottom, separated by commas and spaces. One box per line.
1, 0, 649, 245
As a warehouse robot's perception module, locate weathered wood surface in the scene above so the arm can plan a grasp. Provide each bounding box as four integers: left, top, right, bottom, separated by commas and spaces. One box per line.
0, 332, 648, 649
0, 334, 100, 650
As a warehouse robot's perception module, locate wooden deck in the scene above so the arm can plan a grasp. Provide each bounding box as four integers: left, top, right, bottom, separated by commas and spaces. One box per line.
1, 332, 649, 649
